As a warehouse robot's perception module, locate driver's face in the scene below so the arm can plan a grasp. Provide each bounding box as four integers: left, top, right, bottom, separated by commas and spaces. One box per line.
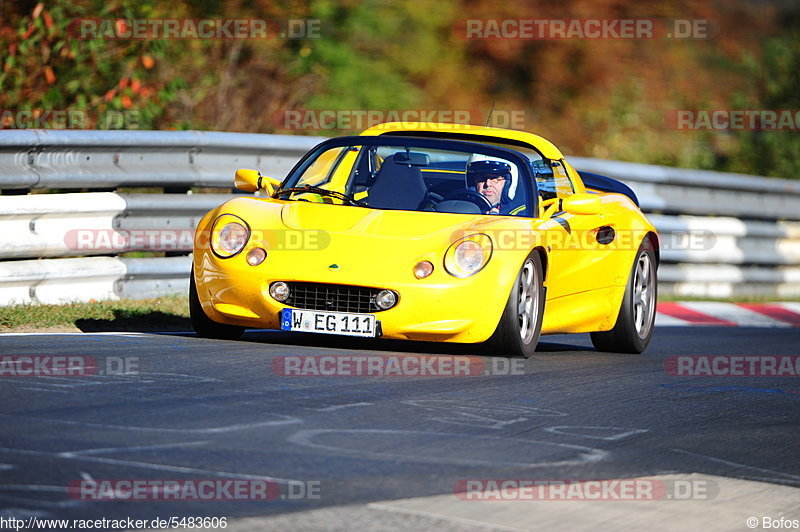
475, 176, 505, 206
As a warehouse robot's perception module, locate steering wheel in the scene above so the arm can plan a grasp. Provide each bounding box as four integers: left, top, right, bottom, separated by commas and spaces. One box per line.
441, 189, 493, 213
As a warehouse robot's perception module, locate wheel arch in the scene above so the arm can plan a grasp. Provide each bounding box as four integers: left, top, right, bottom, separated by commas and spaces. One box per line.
533, 246, 549, 283
645, 231, 660, 265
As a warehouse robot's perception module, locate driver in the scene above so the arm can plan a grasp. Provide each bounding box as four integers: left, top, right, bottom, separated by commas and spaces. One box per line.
466, 154, 525, 215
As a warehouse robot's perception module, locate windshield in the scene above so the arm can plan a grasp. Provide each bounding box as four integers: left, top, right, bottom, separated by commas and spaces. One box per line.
375, 131, 566, 202
277, 140, 535, 217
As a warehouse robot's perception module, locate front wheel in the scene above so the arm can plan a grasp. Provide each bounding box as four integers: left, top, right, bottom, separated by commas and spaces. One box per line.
590, 239, 657, 353
189, 269, 245, 341
485, 252, 545, 358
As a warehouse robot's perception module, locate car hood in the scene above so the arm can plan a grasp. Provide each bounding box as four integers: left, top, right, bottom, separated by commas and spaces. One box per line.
278, 200, 510, 240
215, 197, 534, 258
212, 197, 532, 289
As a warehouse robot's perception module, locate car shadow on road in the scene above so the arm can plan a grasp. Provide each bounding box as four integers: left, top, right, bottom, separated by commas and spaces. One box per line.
231, 330, 594, 357
71, 313, 596, 355
75, 310, 193, 332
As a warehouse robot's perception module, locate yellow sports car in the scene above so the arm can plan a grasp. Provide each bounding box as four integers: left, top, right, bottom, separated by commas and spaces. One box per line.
190, 122, 658, 356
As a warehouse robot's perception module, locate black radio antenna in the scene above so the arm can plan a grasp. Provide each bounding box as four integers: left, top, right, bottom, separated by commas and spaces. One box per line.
484, 101, 495, 126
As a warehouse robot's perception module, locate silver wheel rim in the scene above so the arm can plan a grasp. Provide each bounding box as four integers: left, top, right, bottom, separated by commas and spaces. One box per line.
517, 259, 539, 343
633, 252, 655, 338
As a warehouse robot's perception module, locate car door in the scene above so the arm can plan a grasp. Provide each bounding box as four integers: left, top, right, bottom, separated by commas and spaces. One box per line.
540, 159, 617, 299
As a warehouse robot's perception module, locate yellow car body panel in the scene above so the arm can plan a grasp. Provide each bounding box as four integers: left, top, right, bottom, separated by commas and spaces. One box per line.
192, 123, 658, 344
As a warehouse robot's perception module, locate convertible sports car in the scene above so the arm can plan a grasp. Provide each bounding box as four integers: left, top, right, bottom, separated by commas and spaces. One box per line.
190, 122, 658, 356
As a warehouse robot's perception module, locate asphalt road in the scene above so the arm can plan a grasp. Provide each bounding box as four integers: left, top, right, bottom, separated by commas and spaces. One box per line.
0, 326, 798, 529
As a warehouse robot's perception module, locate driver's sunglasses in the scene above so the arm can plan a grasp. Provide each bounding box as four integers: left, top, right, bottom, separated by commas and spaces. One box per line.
471, 174, 507, 186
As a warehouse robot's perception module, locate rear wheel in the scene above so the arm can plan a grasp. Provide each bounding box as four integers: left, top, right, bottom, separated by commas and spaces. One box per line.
486, 252, 545, 358
189, 269, 245, 340
590, 239, 657, 353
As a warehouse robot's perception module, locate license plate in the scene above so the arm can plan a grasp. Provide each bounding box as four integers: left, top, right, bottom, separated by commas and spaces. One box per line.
281, 308, 378, 338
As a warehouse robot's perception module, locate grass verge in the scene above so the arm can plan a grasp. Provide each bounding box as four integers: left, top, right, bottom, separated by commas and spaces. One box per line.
0, 296, 190, 332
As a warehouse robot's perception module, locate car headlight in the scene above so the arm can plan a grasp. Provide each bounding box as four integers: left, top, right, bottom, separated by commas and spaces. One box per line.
444, 234, 492, 277
211, 214, 250, 258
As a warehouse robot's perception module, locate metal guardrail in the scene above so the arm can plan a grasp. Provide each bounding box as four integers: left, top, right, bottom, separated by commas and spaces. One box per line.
0, 256, 191, 305
0, 192, 239, 259
0, 130, 798, 305
0, 130, 322, 189
571, 156, 800, 220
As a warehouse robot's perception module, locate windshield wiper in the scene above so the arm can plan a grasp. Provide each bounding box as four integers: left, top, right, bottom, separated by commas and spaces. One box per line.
274, 185, 368, 208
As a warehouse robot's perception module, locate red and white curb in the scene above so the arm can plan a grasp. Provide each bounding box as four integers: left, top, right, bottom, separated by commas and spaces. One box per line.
656, 302, 800, 327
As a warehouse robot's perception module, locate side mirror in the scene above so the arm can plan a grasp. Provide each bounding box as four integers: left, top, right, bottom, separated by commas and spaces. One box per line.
562, 194, 602, 215
234, 169, 281, 194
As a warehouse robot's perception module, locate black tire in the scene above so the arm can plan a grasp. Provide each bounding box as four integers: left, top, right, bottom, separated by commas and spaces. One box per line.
189, 269, 245, 340
590, 239, 657, 354
485, 251, 545, 358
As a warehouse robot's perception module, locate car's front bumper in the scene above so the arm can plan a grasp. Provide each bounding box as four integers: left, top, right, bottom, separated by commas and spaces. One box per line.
193, 247, 521, 344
